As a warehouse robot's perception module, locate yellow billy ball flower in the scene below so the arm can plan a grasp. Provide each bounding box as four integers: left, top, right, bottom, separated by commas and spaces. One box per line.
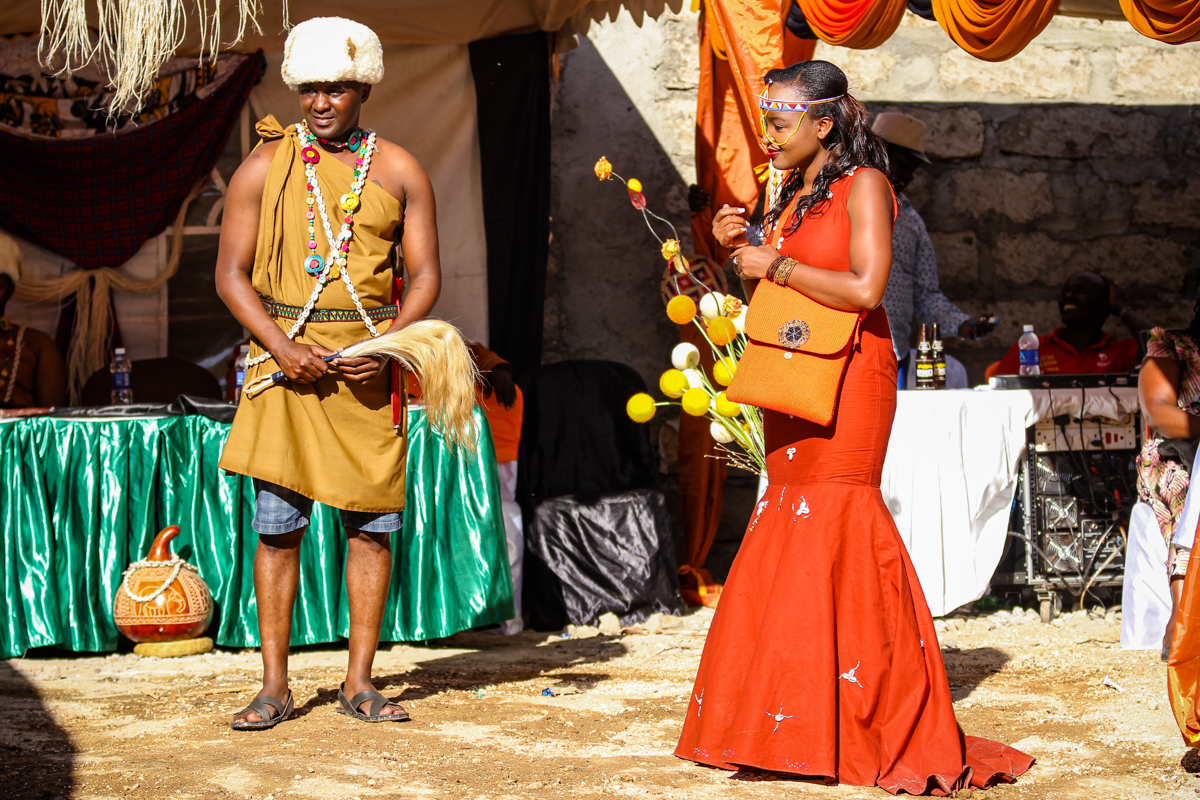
627, 178, 643, 193
707, 316, 737, 347
659, 369, 688, 398
626, 393, 656, 423
666, 295, 697, 325
713, 357, 737, 387
714, 392, 742, 418
680, 387, 711, 417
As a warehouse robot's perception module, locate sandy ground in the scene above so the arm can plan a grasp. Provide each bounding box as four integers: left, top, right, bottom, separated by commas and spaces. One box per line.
1, 606, 1194, 800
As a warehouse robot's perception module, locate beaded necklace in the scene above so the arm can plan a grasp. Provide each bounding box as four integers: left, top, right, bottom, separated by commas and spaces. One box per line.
312, 129, 366, 152
1, 317, 26, 404
246, 121, 381, 370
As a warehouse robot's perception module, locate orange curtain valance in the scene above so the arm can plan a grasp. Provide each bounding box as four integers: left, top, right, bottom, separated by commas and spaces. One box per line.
796, 0, 908, 49
1121, 0, 1200, 42
932, 0, 1060, 61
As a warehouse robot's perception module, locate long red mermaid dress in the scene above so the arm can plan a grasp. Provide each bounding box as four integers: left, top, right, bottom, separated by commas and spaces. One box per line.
675, 169, 1034, 795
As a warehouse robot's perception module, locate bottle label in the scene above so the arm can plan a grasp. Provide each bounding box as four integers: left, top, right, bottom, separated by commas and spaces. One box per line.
112, 373, 131, 390
1019, 349, 1039, 368
235, 370, 246, 389
916, 364, 934, 379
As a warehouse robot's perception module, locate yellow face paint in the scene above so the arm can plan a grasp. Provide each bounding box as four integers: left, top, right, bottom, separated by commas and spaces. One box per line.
757, 86, 844, 149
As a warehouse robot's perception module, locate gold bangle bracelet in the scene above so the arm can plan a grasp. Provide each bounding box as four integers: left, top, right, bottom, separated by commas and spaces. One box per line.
765, 255, 788, 283
773, 258, 798, 285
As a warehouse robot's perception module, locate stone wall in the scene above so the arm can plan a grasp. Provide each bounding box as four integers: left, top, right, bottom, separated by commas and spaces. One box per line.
548, 10, 1200, 386
870, 101, 1200, 380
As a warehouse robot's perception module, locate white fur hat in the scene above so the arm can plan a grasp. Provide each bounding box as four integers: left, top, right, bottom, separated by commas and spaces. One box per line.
280, 18, 385, 91
0, 230, 20, 285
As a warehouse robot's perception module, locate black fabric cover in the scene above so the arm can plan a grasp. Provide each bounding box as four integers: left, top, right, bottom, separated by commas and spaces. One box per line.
79, 356, 222, 406
907, 0, 937, 21
517, 359, 681, 630
517, 360, 658, 504
50, 395, 235, 423
468, 32, 552, 378
525, 489, 684, 628
786, 0, 820, 39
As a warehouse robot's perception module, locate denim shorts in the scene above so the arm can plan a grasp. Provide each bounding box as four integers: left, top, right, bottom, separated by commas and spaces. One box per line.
251, 479, 402, 535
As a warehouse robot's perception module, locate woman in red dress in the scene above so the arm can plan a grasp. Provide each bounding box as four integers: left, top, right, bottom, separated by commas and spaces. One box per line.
674, 61, 1034, 795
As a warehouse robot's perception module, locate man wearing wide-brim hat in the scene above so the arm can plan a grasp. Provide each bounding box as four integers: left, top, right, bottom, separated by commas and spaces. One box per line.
871, 112, 994, 387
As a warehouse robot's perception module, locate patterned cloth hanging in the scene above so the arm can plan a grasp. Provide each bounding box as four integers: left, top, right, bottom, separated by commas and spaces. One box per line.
1120, 0, 1200, 43
0, 51, 264, 269
0, 33, 244, 139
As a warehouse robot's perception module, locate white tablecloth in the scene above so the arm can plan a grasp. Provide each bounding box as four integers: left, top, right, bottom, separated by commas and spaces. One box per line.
882, 387, 1139, 616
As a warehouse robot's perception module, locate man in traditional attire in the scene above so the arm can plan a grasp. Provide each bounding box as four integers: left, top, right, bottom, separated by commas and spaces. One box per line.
215, 17, 441, 728
0, 232, 66, 410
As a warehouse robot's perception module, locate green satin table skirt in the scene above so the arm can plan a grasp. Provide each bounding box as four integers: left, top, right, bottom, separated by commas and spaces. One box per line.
0, 407, 514, 658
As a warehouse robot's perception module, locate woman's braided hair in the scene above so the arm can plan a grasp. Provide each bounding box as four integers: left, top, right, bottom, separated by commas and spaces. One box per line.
762, 60, 890, 236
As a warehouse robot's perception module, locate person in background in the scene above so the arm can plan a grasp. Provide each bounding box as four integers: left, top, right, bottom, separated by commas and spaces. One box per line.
0, 232, 66, 409
408, 341, 523, 633
995, 271, 1153, 375
871, 112, 993, 387
1136, 298, 1200, 656
469, 342, 524, 635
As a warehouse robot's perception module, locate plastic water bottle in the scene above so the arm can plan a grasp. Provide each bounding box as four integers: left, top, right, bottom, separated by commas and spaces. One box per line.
234, 344, 250, 403
110, 347, 133, 404
1018, 325, 1040, 376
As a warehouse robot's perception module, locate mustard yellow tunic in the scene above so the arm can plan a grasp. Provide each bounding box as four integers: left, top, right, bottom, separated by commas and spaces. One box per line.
219, 117, 407, 513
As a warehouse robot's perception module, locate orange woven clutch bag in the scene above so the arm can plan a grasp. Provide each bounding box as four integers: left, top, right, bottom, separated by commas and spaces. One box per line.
726, 280, 866, 426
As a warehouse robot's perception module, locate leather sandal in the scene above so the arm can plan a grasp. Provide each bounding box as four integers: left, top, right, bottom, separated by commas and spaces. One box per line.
336, 682, 410, 723
231, 690, 294, 730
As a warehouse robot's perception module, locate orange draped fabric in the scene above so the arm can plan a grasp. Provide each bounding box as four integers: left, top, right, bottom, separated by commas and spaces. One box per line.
931, 0, 1060, 61
1169, 519, 1200, 747
1121, 0, 1200, 43
797, 0, 908, 49
683, 2, 815, 596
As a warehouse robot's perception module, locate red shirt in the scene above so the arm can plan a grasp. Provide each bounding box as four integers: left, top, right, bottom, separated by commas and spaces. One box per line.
996, 327, 1139, 375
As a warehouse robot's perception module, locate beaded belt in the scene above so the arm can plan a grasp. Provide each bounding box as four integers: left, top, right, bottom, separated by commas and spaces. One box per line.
260, 296, 397, 324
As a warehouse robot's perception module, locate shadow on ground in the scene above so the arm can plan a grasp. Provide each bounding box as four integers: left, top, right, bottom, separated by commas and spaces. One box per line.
0, 660, 75, 799
941, 646, 1011, 700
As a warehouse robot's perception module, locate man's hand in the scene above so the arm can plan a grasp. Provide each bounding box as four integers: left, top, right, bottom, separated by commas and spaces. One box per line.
481, 363, 517, 409
275, 340, 336, 383
334, 352, 387, 384
958, 315, 995, 340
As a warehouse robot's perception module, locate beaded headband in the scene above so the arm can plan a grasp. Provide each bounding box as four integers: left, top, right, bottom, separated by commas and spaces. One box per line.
758, 93, 844, 112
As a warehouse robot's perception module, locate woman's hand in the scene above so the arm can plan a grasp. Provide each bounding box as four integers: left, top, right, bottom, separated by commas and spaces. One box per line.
730, 245, 778, 281
275, 340, 335, 383
334, 351, 387, 384
712, 204, 748, 248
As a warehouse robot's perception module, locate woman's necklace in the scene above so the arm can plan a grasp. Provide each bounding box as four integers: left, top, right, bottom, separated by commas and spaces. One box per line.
1, 317, 26, 405
245, 122, 381, 370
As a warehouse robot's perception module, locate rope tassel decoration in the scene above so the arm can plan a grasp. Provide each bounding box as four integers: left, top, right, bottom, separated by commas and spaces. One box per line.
242, 319, 481, 454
